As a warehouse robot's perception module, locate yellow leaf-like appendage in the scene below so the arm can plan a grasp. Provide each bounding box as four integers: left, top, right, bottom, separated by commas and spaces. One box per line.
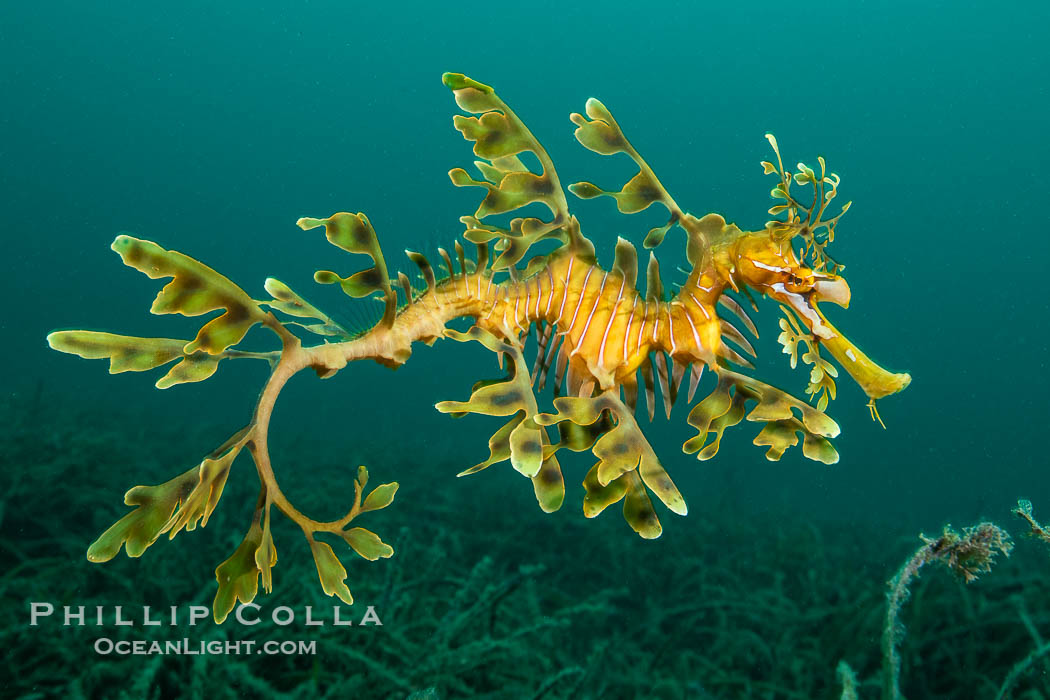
110, 235, 269, 354
213, 520, 266, 624
86, 466, 200, 562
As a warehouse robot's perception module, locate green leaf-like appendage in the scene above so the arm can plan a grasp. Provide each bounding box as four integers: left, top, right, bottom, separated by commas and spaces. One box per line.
761, 137, 851, 274
255, 513, 277, 594
46, 330, 224, 389
161, 439, 247, 538
110, 235, 269, 354
531, 454, 565, 514
213, 520, 266, 624
443, 72, 573, 270
361, 482, 398, 512
575, 172, 662, 215
454, 411, 524, 476
436, 328, 566, 510
47, 332, 184, 373
684, 370, 840, 465
536, 390, 687, 534
263, 278, 329, 320
569, 99, 662, 213
570, 99, 744, 264
87, 466, 200, 562
309, 540, 354, 605
582, 461, 629, 518
436, 328, 549, 478
622, 471, 662, 539
298, 212, 396, 327
344, 527, 394, 561
571, 99, 627, 155
263, 278, 349, 338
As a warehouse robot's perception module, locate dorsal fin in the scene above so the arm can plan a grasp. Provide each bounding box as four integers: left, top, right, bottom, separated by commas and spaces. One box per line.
612, 237, 638, 289
645, 252, 663, 302
438, 247, 455, 281
454, 241, 467, 278
397, 272, 413, 306
405, 250, 436, 292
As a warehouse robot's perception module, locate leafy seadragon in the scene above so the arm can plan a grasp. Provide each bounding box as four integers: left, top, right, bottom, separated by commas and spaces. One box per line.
47, 73, 910, 622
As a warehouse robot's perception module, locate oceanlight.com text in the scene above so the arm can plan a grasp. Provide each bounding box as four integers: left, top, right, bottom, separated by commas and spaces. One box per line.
93, 638, 317, 656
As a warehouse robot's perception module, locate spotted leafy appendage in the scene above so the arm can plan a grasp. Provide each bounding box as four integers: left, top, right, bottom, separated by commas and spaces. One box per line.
161, 432, 249, 538
309, 540, 355, 605
536, 390, 687, 539
262, 277, 349, 339
435, 327, 565, 513
110, 235, 270, 354
213, 513, 267, 624
297, 212, 397, 327
86, 467, 201, 562
568, 98, 687, 251
684, 370, 840, 465
50, 222, 404, 623
211, 466, 396, 623
45, 331, 223, 389
569, 99, 741, 268
305, 466, 396, 607
87, 428, 253, 565
444, 72, 585, 270
762, 134, 851, 273
49, 234, 285, 389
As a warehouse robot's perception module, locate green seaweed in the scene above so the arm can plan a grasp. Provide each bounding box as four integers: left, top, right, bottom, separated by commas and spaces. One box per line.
4, 396, 1050, 699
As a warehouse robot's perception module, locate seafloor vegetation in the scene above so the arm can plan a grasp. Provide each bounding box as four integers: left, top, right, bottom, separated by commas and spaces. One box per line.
3, 389, 1050, 700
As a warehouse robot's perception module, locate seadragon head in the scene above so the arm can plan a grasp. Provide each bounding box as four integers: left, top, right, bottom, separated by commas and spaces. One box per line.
567, 97, 910, 420
713, 134, 911, 416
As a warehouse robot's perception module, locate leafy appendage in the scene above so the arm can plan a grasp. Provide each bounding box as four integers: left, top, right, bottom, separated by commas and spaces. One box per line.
776, 306, 838, 411
86, 466, 201, 562
305, 466, 396, 607
569, 99, 667, 214
51, 227, 402, 623
309, 540, 354, 605
46, 331, 226, 389
161, 432, 250, 538
255, 508, 277, 594
443, 72, 582, 270
685, 370, 840, 465
213, 516, 267, 624
89, 428, 252, 564
435, 327, 565, 512
262, 278, 350, 339
297, 212, 397, 327
536, 390, 687, 538
762, 134, 851, 273
344, 527, 394, 560
110, 235, 271, 354
568, 98, 739, 268
49, 235, 284, 389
